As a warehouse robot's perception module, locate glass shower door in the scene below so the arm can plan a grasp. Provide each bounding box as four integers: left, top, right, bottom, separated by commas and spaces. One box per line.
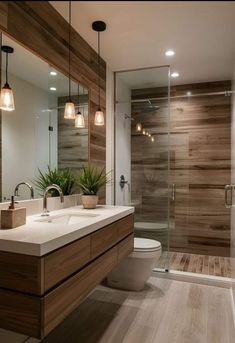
114, 66, 171, 272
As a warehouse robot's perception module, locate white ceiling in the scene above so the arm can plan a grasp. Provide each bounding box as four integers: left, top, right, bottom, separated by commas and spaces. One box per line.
51, 1, 235, 85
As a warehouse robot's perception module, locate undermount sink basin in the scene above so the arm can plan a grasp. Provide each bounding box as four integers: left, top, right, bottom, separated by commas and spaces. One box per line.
35, 212, 100, 225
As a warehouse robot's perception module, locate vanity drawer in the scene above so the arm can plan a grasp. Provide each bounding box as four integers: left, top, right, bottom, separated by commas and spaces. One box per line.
43, 245, 118, 336
91, 222, 118, 258
117, 214, 134, 241
118, 233, 134, 262
91, 214, 134, 259
44, 236, 91, 292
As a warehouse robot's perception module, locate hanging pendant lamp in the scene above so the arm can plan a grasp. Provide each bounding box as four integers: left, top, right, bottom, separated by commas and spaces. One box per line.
0, 46, 15, 111
92, 21, 106, 126
75, 85, 85, 128
64, 0, 75, 119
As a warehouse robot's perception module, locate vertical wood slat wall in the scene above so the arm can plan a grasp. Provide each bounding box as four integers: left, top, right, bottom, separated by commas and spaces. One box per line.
0, 1, 106, 202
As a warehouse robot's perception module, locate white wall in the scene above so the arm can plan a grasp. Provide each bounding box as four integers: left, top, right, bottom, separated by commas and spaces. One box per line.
106, 66, 115, 205
115, 75, 131, 206
2, 74, 56, 200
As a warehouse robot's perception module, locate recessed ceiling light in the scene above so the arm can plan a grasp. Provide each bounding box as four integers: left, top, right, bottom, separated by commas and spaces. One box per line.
50, 87, 57, 91
165, 49, 175, 57
171, 72, 179, 78
50, 71, 57, 76
186, 91, 192, 96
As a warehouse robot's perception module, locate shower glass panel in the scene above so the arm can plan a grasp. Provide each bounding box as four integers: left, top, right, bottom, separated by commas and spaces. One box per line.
114, 66, 171, 271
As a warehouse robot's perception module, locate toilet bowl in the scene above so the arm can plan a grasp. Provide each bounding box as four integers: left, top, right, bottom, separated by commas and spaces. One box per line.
107, 237, 162, 291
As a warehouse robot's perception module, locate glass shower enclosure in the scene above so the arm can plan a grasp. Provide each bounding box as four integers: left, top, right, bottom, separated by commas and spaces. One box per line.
114, 66, 171, 271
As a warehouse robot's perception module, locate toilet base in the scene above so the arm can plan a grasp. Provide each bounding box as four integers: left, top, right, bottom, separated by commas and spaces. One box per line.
107, 252, 161, 291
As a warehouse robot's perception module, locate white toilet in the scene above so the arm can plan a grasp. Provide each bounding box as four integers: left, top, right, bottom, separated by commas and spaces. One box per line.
107, 237, 162, 291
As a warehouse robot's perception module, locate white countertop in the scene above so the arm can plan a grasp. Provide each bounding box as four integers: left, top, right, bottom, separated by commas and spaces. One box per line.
0, 205, 134, 256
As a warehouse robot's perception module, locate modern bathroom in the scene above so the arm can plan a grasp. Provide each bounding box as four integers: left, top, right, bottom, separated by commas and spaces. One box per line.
0, 1, 234, 343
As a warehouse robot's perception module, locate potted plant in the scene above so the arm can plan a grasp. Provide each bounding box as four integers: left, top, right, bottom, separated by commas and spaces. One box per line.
77, 165, 110, 209
34, 166, 77, 197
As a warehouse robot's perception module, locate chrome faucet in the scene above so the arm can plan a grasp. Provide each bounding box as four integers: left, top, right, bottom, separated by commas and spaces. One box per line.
42, 184, 64, 216
14, 182, 34, 199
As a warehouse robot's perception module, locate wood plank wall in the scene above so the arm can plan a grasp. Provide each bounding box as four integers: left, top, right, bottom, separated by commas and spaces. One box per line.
0, 1, 106, 202
58, 95, 88, 172
132, 80, 231, 257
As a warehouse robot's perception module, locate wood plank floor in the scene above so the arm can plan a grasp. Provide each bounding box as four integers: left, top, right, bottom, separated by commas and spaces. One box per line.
27, 277, 234, 343
0, 278, 234, 342
157, 251, 232, 278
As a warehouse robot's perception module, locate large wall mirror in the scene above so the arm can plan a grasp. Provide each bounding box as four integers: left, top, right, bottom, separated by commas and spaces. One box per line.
0, 33, 89, 201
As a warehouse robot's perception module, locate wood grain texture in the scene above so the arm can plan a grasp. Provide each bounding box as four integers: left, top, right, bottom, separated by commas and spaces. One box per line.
0, 251, 43, 294
0, 1, 7, 30
0, 1, 106, 202
43, 246, 118, 336
57, 95, 89, 172
0, 288, 42, 338
91, 214, 134, 259
44, 236, 91, 292
131, 80, 231, 257
36, 277, 235, 343
118, 233, 134, 262
158, 251, 232, 277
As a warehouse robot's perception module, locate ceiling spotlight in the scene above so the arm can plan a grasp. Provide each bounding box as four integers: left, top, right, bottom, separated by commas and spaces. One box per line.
165, 49, 175, 57
186, 91, 191, 96
171, 72, 179, 78
50, 71, 57, 76
49, 87, 57, 91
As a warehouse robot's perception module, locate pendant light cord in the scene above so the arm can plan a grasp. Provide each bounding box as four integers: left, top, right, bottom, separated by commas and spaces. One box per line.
68, 0, 71, 100
98, 31, 101, 109
5, 52, 8, 85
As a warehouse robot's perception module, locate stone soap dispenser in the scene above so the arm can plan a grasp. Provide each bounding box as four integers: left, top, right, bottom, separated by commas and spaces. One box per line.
1, 196, 26, 229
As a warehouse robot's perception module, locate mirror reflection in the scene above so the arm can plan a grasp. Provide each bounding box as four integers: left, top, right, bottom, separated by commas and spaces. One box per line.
1, 34, 89, 201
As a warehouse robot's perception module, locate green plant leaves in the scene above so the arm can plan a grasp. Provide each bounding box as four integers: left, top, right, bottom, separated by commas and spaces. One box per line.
77, 165, 111, 195
34, 166, 77, 197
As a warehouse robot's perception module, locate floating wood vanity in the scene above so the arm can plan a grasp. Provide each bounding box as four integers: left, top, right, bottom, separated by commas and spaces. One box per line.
0, 206, 134, 338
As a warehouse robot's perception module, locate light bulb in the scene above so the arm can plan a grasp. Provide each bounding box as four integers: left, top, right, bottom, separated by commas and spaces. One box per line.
0, 84, 15, 111
75, 111, 85, 128
94, 108, 104, 126
64, 101, 76, 119
151, 136, 155, 142
143, 130, 146, 135
136, 123, 142, 132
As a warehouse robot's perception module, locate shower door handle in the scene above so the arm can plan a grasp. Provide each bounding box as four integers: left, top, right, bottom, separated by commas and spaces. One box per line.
225, 184, 235, 208
171, 183, 176, 201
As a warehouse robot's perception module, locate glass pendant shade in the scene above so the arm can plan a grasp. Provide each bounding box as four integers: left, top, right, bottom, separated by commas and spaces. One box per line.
94, 108, 104, 126
136, 123, 142, 132
75, 111, 85, 128
0, 83, 15, 111
64, 101, 76, 119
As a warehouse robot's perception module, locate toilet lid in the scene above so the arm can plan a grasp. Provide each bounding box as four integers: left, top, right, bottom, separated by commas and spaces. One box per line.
134, 222, 168, 231
134, 238, 161, 252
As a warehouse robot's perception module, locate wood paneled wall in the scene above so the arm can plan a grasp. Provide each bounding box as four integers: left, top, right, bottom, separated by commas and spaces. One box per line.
132, 80, 231, 257
58, 95, 88, 172
0, 1, 106, 202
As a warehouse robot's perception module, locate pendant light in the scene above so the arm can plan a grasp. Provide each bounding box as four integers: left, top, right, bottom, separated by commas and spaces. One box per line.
0, 46, 15, 111
75, 85, 85, 128
64, 0, 75, 119
136, 123, 142, 132
92, 21, 106, 126
75, 107, 85, 128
